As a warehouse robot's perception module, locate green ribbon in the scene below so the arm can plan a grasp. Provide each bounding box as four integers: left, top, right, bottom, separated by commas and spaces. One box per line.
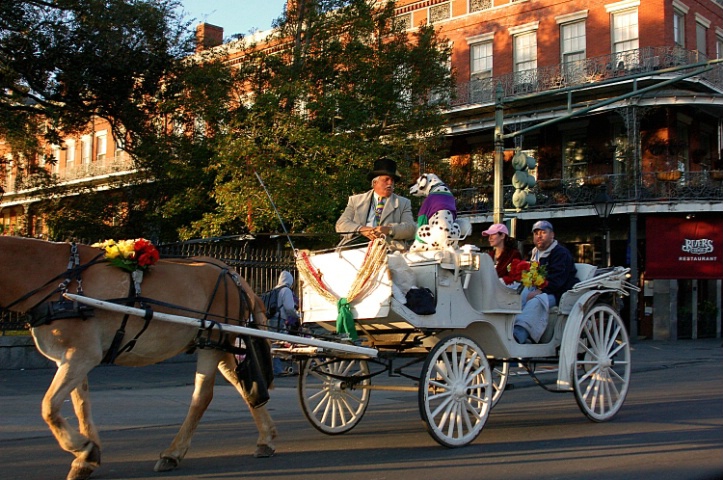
336, 297, 357, 340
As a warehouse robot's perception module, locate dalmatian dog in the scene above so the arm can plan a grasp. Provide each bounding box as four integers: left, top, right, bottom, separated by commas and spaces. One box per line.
409, 173, 466, 252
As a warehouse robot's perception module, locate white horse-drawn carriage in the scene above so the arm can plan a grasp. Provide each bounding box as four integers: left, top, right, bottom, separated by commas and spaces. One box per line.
0, 234, 635, 479
282, 239, 637, 447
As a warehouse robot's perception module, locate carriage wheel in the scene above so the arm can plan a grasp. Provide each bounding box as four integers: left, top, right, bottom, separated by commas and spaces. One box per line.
572, 304, 631, 422
490, 359, 509, 408
298, 357, 371, 435
418, 335, 492, 447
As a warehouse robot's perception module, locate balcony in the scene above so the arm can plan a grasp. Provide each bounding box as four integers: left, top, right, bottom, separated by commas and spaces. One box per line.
454, 171, 723, 215
451, 46, 722, 108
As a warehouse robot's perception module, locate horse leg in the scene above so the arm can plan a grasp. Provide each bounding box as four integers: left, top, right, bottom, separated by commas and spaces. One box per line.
42, 362, 102, 480
70, 377, 101, 448
154, 349, 221, 472
217, 353, 277, 458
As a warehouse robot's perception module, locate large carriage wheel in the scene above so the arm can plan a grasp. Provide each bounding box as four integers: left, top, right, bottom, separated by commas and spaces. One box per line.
572, 303, 631, 422
298, 357, 371, 435
418, 335, 492, 447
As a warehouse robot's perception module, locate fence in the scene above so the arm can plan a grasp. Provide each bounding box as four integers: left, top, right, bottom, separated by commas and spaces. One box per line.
1, 238, 297, 335
157, 239, 298, 295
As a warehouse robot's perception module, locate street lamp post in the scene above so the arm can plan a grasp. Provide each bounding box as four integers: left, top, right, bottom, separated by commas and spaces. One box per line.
593, 190, 615, 267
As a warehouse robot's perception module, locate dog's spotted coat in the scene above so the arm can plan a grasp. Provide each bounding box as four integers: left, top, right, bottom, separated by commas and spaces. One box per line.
409, 174, 463, 252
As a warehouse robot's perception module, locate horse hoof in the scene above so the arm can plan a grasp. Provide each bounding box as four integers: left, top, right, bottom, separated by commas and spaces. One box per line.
253, 445, 275, 458
66, 465, 94, 480
154, 456, 180, 472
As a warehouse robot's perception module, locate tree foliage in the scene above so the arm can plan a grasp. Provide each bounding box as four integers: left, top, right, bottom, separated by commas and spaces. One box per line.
182, 0, 455, 244
0, 0, 234, 240
1, 0, 454, 245
0, 0, 192, 151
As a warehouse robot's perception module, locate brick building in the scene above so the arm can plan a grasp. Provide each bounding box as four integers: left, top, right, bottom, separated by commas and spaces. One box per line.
2, 0, 722, 339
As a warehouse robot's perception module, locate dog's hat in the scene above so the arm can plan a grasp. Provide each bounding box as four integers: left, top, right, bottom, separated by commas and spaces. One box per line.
368, 157, 401, 182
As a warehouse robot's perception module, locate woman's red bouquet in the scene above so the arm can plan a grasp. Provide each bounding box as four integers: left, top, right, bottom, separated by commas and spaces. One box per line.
504, 259, 548, 289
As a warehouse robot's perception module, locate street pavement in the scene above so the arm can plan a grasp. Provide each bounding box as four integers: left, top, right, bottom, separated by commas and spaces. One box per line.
0, 338, 721, 478
1, 338, 721, 439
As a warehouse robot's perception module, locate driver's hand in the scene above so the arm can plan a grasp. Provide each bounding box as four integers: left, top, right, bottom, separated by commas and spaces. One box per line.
359, 226, 389, 240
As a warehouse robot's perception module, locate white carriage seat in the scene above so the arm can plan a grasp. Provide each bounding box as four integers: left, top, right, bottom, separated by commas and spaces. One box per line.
557, 263, 598, 314
463, 253, 522, 314
539, 264, 598, 343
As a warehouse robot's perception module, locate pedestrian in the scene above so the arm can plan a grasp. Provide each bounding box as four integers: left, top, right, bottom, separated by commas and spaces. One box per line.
269, 270, 299, 376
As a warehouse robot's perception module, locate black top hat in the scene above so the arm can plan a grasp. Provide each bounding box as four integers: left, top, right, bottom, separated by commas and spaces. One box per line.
367, 157, 401, 182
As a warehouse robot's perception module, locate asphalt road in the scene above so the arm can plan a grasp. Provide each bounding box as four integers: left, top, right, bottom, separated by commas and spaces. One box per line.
1, 339, 721, 480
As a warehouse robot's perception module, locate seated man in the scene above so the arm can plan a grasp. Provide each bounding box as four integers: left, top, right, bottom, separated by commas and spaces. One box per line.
336, 157, 416, 250
514, 220, 579, 344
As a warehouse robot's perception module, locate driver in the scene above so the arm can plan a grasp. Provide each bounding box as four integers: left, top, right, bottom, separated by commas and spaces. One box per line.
336, 157, 416, 250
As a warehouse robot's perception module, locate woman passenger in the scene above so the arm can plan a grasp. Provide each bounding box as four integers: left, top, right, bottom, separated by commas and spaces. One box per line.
482, 223, 522, 281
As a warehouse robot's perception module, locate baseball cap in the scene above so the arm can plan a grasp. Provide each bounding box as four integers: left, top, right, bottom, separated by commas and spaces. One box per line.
482, 223, 509, 236
532, 220, 554, 232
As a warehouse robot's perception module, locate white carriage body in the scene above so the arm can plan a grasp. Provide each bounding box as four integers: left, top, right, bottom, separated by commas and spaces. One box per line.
300, 244, 632, 390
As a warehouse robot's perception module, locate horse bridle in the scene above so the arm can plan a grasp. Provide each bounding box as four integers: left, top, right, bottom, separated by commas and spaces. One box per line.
0, 243, 104, 317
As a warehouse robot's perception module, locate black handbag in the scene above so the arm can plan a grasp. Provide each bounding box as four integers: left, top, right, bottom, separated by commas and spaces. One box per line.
405, 287, 436, 315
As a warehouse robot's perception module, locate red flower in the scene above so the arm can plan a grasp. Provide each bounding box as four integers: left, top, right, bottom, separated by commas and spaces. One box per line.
505, 259, 548, 288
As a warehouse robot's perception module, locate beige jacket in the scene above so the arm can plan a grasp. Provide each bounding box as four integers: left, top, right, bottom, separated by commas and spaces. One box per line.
335, 190, 416, 248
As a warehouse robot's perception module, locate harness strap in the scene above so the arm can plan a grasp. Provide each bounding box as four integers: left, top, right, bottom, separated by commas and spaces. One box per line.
3, 247, 104, 315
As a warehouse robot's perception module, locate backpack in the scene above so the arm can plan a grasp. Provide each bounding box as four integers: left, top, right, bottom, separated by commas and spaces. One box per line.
261, 286, 282, 318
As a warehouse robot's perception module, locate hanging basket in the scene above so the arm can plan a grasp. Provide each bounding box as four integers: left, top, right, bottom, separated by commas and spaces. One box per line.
657, 170, 681, 182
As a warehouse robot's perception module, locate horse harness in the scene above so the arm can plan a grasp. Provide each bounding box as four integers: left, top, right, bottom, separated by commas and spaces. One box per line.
4, 243, 256, 365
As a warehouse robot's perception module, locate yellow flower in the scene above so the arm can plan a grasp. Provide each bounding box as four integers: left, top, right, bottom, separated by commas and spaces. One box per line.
117, 239, 135, 258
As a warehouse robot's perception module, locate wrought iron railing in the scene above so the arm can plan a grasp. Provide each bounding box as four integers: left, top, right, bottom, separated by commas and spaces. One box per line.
454, 170, 723, 214
451, 46, 722, 107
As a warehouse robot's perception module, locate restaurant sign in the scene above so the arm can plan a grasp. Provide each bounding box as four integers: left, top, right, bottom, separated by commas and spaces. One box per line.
645, 217, 723, 279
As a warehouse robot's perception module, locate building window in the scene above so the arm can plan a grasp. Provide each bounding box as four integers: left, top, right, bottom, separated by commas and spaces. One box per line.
65, 139, 75, 169
470, 0, 492, 12
561, 20, 586, 66
716, 31, 723, 59
467, 34, 493, 103
513, 31, 537, 72
611, 8, 638, 54
470, 40, 493, 78
81, 135, 92, 165
50, 146, 60, 174
95, 130, 107, 164
673, 1, 688, 48
562, 131, 589, 181
695, 14, 710, 57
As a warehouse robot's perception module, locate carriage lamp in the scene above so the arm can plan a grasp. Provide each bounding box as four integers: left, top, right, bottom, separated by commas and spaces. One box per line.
458, 245, 480, 289
458, 244, 480, 270
592, 190, 615, 267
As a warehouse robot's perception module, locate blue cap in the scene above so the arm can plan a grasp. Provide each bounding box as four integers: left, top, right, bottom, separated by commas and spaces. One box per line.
532, 220, 553, 232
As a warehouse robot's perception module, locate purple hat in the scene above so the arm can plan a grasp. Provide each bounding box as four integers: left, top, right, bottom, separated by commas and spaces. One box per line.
482, 223, 509, 236
532, 220, 554, 232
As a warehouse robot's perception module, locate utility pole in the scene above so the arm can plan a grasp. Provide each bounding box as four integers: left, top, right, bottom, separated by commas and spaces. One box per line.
494, 84, 504, 224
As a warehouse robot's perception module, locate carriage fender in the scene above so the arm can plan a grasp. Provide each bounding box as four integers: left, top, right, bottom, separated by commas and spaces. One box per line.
556, 290, 606, 391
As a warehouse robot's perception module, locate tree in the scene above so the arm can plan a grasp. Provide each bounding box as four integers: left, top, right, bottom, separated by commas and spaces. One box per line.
0, 0, 193, 152
1, 0, 237, 241
182, 0, 455, 245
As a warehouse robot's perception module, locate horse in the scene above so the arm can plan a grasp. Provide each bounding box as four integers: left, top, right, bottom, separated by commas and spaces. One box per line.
0, 236, 277, 480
